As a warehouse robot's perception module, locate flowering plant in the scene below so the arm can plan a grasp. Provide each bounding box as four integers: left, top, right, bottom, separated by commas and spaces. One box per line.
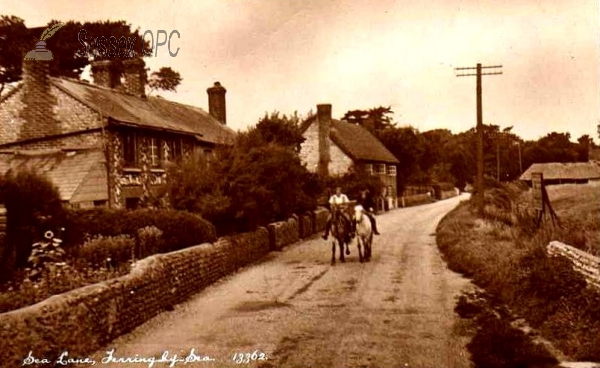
27, 229, 68, 281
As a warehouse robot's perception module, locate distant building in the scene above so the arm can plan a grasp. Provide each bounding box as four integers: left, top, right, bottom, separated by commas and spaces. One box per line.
298, 104, 400, 200
519, 162, 600, 185
0, 58, 235, 209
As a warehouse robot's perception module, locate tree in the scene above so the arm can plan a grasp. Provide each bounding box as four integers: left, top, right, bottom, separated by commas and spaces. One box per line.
166, 111, 319, 234
0, 16, 181, 94
576, 135, 590, 162
342, 106, 395, 134
147, 67, 182, 94
0, 15, 28, 95
377, 126, 425, 192
252, 111, 305, 152
0, 168, 65, 281
165, 151, 230, 226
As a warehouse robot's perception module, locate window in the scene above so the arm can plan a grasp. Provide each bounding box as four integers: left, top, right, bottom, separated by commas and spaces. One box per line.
387, 165, 397, 176
149, 138, 160, 166
123, 131, 137, 166
366, 164, 373, 175
168, 139, 182, 161
376, 163, 386, 175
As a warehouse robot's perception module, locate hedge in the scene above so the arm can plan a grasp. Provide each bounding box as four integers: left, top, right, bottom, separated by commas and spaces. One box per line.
63, 208, 217, 254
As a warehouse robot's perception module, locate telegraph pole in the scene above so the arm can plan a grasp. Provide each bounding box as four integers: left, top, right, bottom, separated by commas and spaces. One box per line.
455, 63, 503, 217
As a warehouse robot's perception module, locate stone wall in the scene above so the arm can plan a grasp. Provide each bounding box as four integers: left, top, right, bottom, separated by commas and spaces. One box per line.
400, 193, 433, 207
297, 213, 314, 239
267, 217, 300, 251
547, 241, 600, 291
0, 226, 274, 368
439, 188, 460, 200
0, 207, 335, 368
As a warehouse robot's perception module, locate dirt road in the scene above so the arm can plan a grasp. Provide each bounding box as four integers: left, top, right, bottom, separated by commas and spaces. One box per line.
85, 194, 474, 368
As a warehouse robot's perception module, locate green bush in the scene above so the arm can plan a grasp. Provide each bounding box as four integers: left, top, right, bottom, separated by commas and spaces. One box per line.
64, 208, 216, 254
0, 168, 65, 279
136, 226, 163, 259
76, 235, 134, 268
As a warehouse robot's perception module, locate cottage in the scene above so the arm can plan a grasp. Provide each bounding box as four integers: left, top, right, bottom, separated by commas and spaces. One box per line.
0, 58, 235, 209
299, 104, 400, 204
519, 162, 600, 185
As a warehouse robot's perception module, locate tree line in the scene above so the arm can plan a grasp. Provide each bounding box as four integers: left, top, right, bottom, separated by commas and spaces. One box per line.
342, 107, 595, 192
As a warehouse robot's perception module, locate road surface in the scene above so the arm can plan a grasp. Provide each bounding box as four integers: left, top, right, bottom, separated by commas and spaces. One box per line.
84, 194, 474, 368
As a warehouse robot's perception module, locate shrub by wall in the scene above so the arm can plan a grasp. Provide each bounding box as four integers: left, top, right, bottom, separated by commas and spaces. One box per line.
64, 209, 216, 254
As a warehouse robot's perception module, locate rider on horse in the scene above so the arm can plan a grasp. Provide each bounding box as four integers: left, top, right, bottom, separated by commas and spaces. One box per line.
322, 186, 354, 241
357, 189, 380, 235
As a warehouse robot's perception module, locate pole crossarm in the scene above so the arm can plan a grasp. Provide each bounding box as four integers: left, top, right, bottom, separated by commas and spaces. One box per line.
454, 62, 503, 217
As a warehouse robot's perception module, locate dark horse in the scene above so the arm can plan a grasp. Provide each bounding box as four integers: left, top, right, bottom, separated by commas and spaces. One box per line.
330, 205, 352, 265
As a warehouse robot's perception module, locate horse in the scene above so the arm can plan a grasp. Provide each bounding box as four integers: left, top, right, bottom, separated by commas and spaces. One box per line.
354, 205, 373, 263
330, 205, 352, 265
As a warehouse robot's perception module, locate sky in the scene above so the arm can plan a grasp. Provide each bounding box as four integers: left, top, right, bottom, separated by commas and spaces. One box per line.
2, 0, 599, 142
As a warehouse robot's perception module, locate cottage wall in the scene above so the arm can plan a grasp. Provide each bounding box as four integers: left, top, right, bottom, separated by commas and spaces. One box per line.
299, 122, 353, 176
0, 85, 103, 148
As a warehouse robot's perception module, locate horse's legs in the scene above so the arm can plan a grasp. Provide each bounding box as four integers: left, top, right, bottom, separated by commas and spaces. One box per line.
339, 240, 345, 263
345, 241, 351, 256
357, 237, 364, 263
331, 240, 336, 265
366, 234, 372, 261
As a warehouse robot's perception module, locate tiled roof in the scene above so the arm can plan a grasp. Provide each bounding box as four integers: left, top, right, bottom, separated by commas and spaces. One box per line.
330, 120, 399, 164
519, 162, 600, 181
0, 149, 106, 202
302, 116, 399, 164
51, 78, 236, 145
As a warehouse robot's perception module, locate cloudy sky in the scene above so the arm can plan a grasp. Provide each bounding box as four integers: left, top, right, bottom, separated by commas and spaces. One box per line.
3, 0, 598, 141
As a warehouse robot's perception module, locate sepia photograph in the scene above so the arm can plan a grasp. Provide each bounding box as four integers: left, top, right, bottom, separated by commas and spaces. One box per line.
0, 1, 598, 367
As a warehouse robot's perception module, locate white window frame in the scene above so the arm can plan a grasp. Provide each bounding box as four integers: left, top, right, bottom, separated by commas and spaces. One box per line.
366, 164, 373, 175
149, 138, 159, 166
376, 163, 386, 175
388, 165, 397, 176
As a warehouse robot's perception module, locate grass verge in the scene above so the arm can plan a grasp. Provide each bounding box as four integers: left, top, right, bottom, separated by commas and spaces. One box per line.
437, 182, 600, 361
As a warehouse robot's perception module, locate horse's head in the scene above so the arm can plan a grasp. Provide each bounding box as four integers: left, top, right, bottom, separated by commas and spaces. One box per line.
354, 205, 364, 223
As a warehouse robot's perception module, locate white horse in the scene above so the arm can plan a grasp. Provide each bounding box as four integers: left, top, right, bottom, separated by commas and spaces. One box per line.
354, 205, 373, 263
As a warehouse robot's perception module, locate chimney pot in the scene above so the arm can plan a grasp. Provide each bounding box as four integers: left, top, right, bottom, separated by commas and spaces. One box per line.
317, 104, 332, 177
207, 82, 227, 125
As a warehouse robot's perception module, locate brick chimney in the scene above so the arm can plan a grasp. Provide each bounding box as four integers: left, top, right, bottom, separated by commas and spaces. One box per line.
91, 60, 121, 89
122, 58, 146, 98
317, 104, 332, 177
19, 59, 61, 141
207, 82, 227, 125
